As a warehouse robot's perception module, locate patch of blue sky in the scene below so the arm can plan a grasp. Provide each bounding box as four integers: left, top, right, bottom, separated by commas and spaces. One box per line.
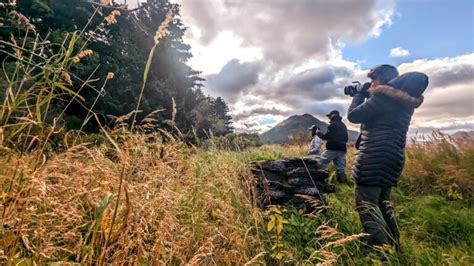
257, 116, 277, 125
342, 0, 474, 68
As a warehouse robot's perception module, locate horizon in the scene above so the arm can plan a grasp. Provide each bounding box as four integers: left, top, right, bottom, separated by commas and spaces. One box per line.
168, 0, 473, 135
258, 113, 474, 138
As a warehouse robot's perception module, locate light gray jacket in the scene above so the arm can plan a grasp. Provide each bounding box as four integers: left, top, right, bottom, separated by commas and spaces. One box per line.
308, 135, 322, 155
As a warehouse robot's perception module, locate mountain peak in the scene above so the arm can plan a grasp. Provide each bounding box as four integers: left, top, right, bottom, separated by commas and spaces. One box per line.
260, 114, 358, 144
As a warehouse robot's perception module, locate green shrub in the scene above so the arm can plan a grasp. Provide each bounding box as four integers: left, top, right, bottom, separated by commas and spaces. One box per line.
246, 151, 284, 162
204, 133, 263, 151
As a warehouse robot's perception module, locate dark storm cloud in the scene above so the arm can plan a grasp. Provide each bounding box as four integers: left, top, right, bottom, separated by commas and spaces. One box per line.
173, 0, 473, 134
205, 59, 262, 102
416, 94, 474, 119
398, 54, 474, 91
426, 62, 474, 89
248, 64, 355, 111
298, 101, 348, 119
175, 0, 396, 129
277, 66, 353, 102
232, 107, 293, 121
178, 0, 221, 43
399, 54, 474, 123
179, 0, 393, 63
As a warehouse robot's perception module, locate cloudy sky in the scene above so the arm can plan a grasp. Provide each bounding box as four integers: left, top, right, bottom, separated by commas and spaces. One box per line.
169, 0, 473, 134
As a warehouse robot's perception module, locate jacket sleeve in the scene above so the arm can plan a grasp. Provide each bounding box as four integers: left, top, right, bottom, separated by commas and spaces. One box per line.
347, 93, 385, 124
317, 124, 333, 141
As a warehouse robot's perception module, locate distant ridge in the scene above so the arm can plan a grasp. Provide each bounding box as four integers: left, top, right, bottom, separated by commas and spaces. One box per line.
452, 130, 474, 139
260, 114, 359, 144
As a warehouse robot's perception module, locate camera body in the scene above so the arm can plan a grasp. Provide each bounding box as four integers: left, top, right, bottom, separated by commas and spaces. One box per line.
344, 81, 371, 97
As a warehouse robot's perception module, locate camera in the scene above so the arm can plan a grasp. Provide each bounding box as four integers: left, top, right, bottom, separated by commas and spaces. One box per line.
344, 81, 371, 97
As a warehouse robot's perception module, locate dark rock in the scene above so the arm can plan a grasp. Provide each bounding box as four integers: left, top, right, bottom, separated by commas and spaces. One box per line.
291, 187, 320, 196
287, 177, 314, 186
258, 190, 293, 206
253, 160, 287, 173
252, 168, 288, 182
286, 168, 328, 182
250, 157, 335, 213
257, 179, 292, 190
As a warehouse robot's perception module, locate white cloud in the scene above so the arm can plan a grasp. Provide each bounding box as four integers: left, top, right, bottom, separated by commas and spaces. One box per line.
186, 31, 263, 75
389, 47, 410, 57
175, 0, 396, 65
231, 53, 474, 134
172, 0, 395, 133
398, 53, 474, 134
204, 59, 263, 103
369, 0, 396, 37
172, 0, 472, 135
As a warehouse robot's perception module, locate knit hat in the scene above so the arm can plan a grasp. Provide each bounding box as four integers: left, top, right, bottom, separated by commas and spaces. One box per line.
368, 64, 399, 85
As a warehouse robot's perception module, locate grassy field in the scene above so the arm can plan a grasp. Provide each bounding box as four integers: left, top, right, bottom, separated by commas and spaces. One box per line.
246, 142, 474, 265
1, 133, 473, 265
2, 6, 472, 264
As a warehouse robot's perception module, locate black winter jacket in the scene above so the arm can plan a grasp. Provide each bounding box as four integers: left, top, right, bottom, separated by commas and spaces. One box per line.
317, 116, 348, 152
347, 72, 428, 187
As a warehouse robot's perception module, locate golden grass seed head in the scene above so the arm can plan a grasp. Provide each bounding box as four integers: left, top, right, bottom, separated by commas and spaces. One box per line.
72, 49, 93, 63
9, 10, 35, 33
105, 10, 121, 25
107, 72, 115, 80
154, 13, 174, 45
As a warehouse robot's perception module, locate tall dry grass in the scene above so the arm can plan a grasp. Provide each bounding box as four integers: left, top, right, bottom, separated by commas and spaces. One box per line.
402, 131, 474, 203
3, 5, 269, 264
0, 5, 422, 265
251, 134, 473, 204
0, 3, 114, 152
0, 133, 266, 264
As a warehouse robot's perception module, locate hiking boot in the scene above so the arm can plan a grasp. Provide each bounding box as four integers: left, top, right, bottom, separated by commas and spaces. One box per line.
336, 172, 348, 183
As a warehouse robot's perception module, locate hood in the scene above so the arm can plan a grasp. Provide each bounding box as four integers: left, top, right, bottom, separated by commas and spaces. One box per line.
387, 71, 429, 98
368, 85, 424, 109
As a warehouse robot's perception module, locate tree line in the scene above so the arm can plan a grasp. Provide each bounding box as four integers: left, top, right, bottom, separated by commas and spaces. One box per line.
0, 0, 234, 140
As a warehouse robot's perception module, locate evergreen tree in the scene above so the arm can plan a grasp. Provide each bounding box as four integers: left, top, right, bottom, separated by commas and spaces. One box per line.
0, 0, 233, 137
212, 97, 234, 135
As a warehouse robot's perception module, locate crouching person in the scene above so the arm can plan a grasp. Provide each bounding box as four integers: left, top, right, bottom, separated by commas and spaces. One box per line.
347, 64, 429, 254
317, 110, 348, 183
308, 125, 323, 156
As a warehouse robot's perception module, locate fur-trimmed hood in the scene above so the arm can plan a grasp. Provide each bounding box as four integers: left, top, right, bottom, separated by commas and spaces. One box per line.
368, 85, 424, 108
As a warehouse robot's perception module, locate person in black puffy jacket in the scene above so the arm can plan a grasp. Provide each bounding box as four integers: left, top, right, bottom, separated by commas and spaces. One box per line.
317, 110, 349, 183
347, 66, 429, 252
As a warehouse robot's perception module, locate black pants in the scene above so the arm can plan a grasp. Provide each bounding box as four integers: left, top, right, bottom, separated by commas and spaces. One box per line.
355, 185, 400, 249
